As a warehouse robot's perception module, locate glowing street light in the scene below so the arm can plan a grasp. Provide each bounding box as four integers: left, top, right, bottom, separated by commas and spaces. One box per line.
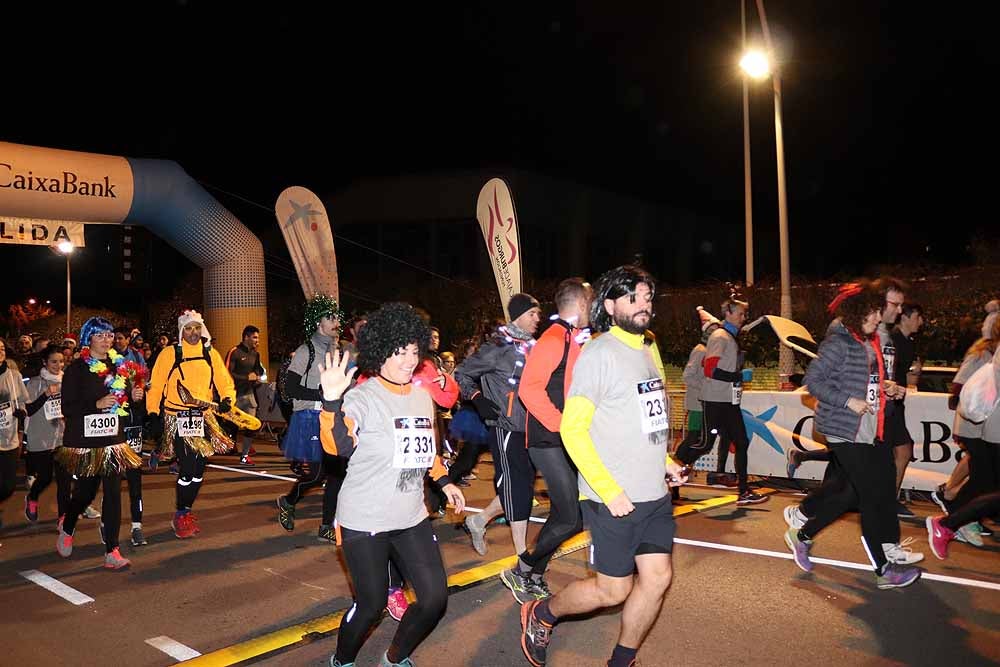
740, 50, 770, 79
57, 240, 75, 255
28, 298, 37, 305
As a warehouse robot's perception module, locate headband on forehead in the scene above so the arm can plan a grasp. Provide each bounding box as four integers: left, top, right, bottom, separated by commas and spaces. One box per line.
827, 283, 863, 314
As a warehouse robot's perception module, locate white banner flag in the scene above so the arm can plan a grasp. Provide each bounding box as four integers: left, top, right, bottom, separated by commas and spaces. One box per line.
275, 186, 339, 300
475, 178, 523, 320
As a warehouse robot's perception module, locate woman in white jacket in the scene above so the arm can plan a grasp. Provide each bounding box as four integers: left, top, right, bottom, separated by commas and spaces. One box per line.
23, 345, 70, 524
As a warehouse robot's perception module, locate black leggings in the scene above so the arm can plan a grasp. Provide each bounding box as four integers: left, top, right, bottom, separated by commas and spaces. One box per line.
335, 519, 448, 663
702, 401, 751, 492
800, 443, 897, 573
0, 448, 16, 504
520, 447, 583, 574
63, 474, 122, 553
448, 440, 485, 483
674, 413, 714, 466
284, 454, 346, 525
126, 467, 143, 523
951, 438, 999, 509
175, 438, 207, 511
942, 490, 1000, 530
26, 450, 72, 517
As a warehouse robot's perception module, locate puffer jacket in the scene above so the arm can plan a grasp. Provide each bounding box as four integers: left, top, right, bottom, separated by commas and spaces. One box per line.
455, 328, 533, 433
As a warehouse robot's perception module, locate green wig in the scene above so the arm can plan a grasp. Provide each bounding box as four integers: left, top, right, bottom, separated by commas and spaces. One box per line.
303, 294, 344, 336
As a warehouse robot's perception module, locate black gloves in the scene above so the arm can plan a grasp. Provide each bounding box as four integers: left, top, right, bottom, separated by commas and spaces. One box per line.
472, 394, 499, 420
218, 397, 233, 414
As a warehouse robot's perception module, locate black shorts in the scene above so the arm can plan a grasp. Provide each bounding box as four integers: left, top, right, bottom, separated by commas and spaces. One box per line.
581, 495, 675, 577
885, 403, 914, 447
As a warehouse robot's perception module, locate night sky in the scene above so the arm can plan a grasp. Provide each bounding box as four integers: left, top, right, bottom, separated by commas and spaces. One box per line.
4, 1, 998, 310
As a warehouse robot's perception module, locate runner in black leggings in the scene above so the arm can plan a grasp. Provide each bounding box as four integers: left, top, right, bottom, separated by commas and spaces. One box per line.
319, 303, 465, 667
927, 490, 1000, 558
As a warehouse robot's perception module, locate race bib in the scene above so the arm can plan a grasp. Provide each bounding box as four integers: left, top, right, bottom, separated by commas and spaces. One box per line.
84, 413, 119, 438
393, 416, 436, 469
177, 409, 205, 438
0, 401, 12, 431
44, 395, 63, 420
867, 373, 880, 411
637, 378, 669, 435
125, 426, 143, 453
732, 383, 743, 405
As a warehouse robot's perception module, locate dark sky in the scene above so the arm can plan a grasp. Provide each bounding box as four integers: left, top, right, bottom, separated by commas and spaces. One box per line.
4, 1, 999, 309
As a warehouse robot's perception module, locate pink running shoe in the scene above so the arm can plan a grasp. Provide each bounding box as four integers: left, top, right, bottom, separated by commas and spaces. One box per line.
104, 547, 131, 570
386, 587, 409, 621
56, 530, 74, 557
926, 516, 955, 560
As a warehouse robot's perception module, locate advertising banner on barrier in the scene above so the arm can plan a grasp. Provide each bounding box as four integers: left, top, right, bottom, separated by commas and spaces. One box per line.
693, 389, 958, 491
0, 216, 86, 247
275, 186, 339, 300
476, 178, 522, 321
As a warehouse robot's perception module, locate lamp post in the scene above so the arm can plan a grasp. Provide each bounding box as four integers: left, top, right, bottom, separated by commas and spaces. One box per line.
56, 241, 74, 336
741, 0, 794, 387
741, 0, 754, 287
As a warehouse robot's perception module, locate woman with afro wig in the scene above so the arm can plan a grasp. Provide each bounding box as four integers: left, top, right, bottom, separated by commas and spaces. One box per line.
318, 302, 466, 667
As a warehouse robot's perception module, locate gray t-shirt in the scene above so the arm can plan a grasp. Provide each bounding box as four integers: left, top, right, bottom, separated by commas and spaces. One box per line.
703, 327, 742, 404
288, 333, 337, 413
337, 378, 439, 533
683, 344, 706, 411
567, 331, 669, 503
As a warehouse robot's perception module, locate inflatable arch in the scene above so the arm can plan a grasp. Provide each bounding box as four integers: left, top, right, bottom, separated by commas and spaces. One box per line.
0, 141, 268, 367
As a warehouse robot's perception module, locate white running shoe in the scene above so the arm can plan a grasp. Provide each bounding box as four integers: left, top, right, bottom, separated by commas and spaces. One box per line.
955, 522, 984, 547
82, 506, 101, 519
783, 504, 807, 530
883, 537, 924, 564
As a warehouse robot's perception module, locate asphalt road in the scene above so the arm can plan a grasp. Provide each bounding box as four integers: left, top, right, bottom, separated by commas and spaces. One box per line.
2, 438, 997, 667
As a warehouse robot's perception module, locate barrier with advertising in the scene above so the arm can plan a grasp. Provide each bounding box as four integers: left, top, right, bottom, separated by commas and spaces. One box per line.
691, 389, 958, 491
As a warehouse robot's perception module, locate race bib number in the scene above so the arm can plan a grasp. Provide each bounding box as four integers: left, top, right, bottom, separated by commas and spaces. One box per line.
0, 401, 12, 431
44, 395, 63, 420
125, 426, 143, 453
393, 416, 436, 469
84, 413, 119, 438
867, 374, 880, 411
732, 383, 743, 405
637, 378, 669, 435
177, 409, 205, 438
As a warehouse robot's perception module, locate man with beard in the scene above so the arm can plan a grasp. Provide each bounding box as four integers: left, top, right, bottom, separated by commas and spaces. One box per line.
519, 265, 688, 667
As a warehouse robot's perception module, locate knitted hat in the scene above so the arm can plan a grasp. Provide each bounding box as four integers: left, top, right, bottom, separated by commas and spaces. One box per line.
178, 309, 212, 344
508, 293, 540, 322
697, 306, 721, 332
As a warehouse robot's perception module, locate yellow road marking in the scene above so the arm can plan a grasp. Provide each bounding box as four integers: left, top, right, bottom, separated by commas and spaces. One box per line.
181, 488, 771, 665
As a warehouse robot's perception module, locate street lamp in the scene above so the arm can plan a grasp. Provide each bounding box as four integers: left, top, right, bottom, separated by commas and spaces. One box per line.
56, 241, 75, 336
741, 0, 794, 388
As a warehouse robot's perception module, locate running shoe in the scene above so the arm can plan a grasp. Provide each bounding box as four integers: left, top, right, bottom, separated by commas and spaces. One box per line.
328, 659, 354, 667
318, 524, 335, 543
189, 512, 202, 534
529, 576, 552, 601
784, 527, 813, 572
24, 496, 38, 523
131, 526, 148, 546
785, 448, 801, 479
876, 563, 921, 589
930, 484, 952, 515
378, 652, 415, 667
955, 522, 984, 547
737, 490, 769, 505
56, 529, 74, 557
386, 587, 409, 621
462, 473, 477, 481
103, 547, 131, 570
82, 505, 101, 519
783, 504, 807, 530
240, 455, 255, 466
465, 515, 488, 555
172, 512, 197, 539
926, 516, 954, 560
277, 495, 295, 531
895, 501, 916, 519
882, 537, 924, 564
520, 600, 552, 667
500, 567, 539, 605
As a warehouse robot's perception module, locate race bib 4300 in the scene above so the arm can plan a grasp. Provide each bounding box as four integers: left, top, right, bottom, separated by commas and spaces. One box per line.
84, 413, 118, 438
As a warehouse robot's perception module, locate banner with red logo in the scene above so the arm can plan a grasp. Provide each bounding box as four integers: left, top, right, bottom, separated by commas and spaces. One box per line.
476, 178, 522, 320
275, 186, 339, 300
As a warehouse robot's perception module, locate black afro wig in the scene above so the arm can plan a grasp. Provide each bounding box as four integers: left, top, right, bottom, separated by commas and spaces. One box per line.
357, 303, 431, 374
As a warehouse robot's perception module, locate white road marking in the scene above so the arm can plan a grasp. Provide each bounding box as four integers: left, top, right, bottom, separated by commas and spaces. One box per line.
205, 463, 296, 482
263, 567, 328, 591
675, 537, 1000, 591
18, 570, 94, 605
145, 636, 202, 661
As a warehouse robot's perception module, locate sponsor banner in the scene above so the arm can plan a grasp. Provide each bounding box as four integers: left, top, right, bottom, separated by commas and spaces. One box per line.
475, 178, 522, 320
0, 141, 133, 223
275, 186, 339, 300
0, 216, 85, 247
730, 390, 957, 491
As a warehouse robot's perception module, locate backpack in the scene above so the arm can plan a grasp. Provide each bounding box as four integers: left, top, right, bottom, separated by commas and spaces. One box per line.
159, 342, 217, 410
278, 339, 316, 403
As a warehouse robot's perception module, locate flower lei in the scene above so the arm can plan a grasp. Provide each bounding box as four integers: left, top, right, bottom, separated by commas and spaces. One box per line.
80, 347, 148, 416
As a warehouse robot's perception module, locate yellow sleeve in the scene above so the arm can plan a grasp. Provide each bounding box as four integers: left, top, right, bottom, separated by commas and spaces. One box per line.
210, 348, 237, 402
145, 350, 172, 414
560, 395, 623, 504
